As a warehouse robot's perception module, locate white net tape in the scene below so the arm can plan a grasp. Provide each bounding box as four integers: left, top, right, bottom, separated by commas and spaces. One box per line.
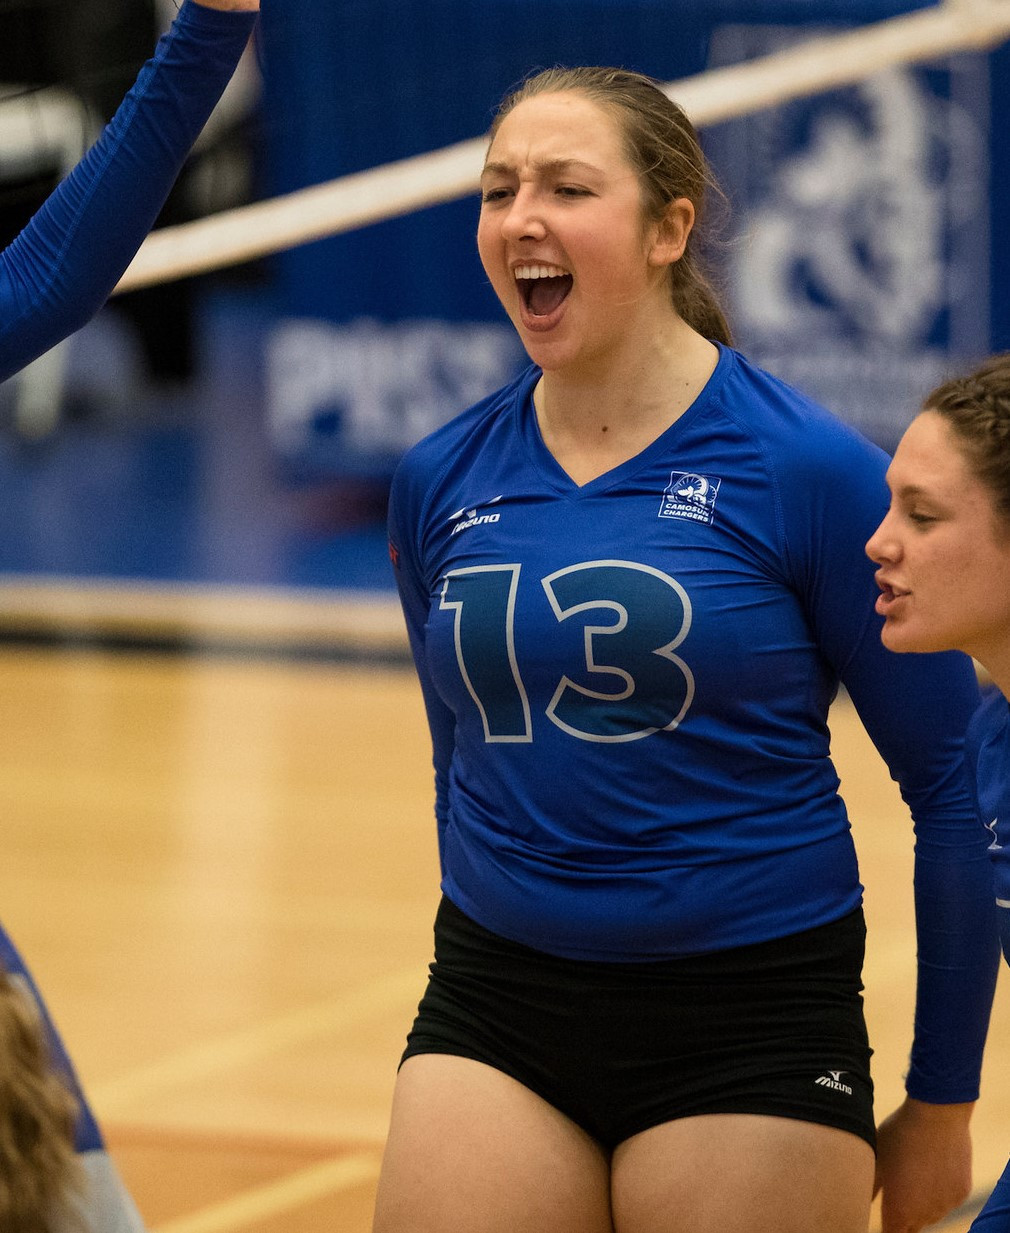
115, 0, 1010, 294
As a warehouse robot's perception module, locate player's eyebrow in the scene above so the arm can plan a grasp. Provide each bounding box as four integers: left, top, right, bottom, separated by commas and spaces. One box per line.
480, 157, 605, 181
892, 481, 951, 507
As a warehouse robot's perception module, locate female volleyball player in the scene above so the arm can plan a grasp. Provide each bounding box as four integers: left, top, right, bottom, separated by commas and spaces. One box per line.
0, 1, 257, 1227
867, 353, 1010, 1232
381, 68, 999, 1233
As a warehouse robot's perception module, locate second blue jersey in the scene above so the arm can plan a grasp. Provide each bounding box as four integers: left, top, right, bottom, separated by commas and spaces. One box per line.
389, 344, 986, 968
966, 687, 1010, 960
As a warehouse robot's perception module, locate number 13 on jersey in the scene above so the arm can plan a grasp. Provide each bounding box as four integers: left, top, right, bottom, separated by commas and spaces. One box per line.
438, 560, 695, 745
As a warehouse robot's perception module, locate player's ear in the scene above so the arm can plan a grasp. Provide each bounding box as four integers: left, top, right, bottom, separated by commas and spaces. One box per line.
648, 197, 694, 268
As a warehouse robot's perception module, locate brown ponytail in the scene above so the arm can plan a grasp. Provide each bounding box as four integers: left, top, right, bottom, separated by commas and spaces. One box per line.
0, 970, 83, 1232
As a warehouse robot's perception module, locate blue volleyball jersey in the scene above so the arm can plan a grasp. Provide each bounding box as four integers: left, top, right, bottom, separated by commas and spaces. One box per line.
0, 0, 257, 383
389, 343, 999, 1101
963, 687, 1010, 1230
966, 687, 1010, 962
972, 1158, 1010, 1233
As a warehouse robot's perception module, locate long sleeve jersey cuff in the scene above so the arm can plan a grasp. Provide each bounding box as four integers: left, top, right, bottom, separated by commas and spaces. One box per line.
904, 847, 1000, 1103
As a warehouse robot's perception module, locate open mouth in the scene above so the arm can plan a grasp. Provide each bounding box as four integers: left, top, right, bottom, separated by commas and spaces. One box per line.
515, 264, 573, 318
875, 578, 911, 615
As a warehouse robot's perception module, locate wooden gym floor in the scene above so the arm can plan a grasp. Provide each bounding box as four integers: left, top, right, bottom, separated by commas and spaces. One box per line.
1, 592, 1007, 1232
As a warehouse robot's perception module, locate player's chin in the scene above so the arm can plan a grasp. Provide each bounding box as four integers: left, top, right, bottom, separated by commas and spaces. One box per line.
880, 618, 943, 656
518, 334, 576, 373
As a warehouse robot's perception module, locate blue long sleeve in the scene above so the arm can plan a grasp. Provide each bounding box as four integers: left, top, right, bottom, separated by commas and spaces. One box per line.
844, 630, 1000, 1102
0, 0, 257, 383
773, 383, 1001, 1105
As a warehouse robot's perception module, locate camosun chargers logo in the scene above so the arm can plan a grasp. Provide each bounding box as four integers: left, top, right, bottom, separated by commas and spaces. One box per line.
659, 472, 721, 524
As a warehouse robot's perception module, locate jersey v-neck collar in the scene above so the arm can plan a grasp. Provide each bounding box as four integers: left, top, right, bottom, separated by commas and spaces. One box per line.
514, 343, 735, 496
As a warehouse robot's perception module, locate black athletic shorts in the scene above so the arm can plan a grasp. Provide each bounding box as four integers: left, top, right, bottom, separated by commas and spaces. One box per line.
401, 895, 876, 1152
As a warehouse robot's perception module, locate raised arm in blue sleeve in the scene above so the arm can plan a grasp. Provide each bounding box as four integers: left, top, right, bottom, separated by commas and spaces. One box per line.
0, 0, 257, 383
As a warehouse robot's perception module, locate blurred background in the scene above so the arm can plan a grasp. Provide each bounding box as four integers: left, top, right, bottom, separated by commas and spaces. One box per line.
1, 0, 1007, 626
2, 3, 1010, 1231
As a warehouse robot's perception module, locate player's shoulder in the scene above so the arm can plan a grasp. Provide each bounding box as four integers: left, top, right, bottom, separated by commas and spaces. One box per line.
715, 346, 889, 487
968, 684, 1010, 758
392, 364, 535, 502
719, 347, 886, 459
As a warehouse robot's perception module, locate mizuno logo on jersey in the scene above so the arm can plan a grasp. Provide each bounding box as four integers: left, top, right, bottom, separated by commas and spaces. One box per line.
449, 496, 503, 536
814, 1070, 853, 1095
659, 472, 721, 524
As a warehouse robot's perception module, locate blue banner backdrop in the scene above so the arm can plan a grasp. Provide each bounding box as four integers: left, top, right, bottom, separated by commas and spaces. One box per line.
705, 21, 993, 450
257, 0, 1002, 476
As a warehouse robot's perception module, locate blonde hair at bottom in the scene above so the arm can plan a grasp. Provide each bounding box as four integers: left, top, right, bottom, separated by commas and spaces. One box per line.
0, 969, 83, 1233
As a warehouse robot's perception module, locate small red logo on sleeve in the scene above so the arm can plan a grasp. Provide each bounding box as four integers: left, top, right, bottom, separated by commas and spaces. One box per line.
388, 540, 400, 568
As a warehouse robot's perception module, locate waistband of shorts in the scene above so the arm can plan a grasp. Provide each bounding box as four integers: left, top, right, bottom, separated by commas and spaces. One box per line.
436, 893, 866, 977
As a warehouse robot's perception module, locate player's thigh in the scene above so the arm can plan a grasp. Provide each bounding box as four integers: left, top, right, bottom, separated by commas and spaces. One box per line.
611, 1112, 874, 1233
372, 1053, 614, 1233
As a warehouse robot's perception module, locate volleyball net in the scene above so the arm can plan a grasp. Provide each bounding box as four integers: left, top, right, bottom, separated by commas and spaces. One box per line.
113, 0, 1010, 295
